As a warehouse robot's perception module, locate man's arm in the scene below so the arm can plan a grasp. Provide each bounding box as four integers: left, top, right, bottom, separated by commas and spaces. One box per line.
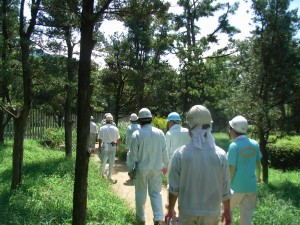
229, 165, 235, 182
221, 199, 231, 225
98, 139, 102, 151
166, 192, 177, 219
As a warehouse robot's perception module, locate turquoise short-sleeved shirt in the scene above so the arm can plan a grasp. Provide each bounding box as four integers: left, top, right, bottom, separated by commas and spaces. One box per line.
227, 135, 262, 193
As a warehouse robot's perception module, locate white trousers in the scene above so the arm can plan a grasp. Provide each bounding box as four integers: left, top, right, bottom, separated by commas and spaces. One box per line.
89, 133, 97, 150
230, 192, 258, 225
134, 169, 163, 222
99, 145, 116, 179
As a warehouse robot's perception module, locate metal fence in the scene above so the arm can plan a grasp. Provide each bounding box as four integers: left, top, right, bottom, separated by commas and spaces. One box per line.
4, 109, 130, 140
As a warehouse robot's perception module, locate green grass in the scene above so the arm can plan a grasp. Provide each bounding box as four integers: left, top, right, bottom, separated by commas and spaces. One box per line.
0, 140, 137, 225
214, 132, 231, 151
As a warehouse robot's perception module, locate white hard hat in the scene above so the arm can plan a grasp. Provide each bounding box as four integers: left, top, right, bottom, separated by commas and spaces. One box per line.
130, 113, 138, 121
187, 105, 212, 128
229, 115, 248, 134
106, 114, 113, 121
138, 108, 152, 119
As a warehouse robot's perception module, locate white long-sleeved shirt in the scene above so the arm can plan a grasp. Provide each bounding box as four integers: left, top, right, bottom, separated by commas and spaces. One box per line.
90, 121, 97, 134
166, 124, 190, 160
168, 141, 231, 216
125, 123, 140, 149
129, 124, 168, 170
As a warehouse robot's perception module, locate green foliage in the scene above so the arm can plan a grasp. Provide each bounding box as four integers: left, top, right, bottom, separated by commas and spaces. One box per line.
213, 132, 231, 151
116, 122, 130, 161
0, 140, 137, 225
152, 116, 168, 133
43, 127, 76, 150
267, 136, 300, 170
43, 127, 64, 147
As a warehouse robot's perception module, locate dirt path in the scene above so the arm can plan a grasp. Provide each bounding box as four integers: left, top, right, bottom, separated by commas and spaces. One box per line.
91, 151, 173, 225
91, 151, 223, 225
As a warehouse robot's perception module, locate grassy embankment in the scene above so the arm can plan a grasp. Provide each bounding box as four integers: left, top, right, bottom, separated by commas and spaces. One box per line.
0, 140, 137, 225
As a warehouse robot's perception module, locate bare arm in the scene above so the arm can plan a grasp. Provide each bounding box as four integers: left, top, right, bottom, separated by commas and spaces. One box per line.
98, 139, 102, 151
166, 192, 177, 219
229, 165, 236, 182
221, 199, 231, 225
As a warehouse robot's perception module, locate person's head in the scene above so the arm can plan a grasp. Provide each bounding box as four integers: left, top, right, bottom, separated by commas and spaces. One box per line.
138, 108, 152, 126
187, 105, 212, 131
105, 113, 114, 124
130, 113, 138, 123
187, 105, 215, 148
90, 116, 94, 121
167, 112, 181, 128
228, 115, 248, 137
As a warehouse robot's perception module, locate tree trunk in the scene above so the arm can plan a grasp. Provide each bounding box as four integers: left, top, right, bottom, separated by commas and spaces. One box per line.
0, 0, 9, 144
11, 43, 32, 189
72, 2, 94, 225
72, 1, 113, 223
64, 102, 73, 157
64, 28, 75, 157
11, 0, 40, 190
259, 128, 268, 183
11, 112, 28, 189
0, 111, 4, 144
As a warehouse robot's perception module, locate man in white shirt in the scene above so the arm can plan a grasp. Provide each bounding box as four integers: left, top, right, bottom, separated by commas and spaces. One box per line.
128, 108, 168, 225
98, 114, 120, 183
89, 116, 97, 153
166, 105, 232, 225
165, 112, 190, 184
125, 113, 140, 170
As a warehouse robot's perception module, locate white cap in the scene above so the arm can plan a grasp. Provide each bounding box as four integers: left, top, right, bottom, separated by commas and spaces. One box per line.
106, 114, 113, 121
90, 116, 94, 120
130, 113, 138, 121
138, 108, 152, 119
187, 105, 212, 128
229, 115, 248, 134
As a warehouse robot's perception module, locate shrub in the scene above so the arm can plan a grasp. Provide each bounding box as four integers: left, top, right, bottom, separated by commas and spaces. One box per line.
43, 127, 65, 148
267, 136, 300, 170
152, 116, 167, 133
116, 122, 130, 161
43, 127, 77, 150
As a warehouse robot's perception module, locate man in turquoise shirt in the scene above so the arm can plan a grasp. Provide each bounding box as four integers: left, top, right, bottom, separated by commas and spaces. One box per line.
227, 115, 262, 225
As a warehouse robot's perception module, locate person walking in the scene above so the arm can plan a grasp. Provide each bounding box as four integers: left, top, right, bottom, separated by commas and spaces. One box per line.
89, 116, 98, 153
101, 113, 116, 126
165, 112, 190, 185
125, 113, 140, 171
98, 114, 120, 184
128, 108, 168, 225
227, 115, 262, 225
166, 105, 232, 225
